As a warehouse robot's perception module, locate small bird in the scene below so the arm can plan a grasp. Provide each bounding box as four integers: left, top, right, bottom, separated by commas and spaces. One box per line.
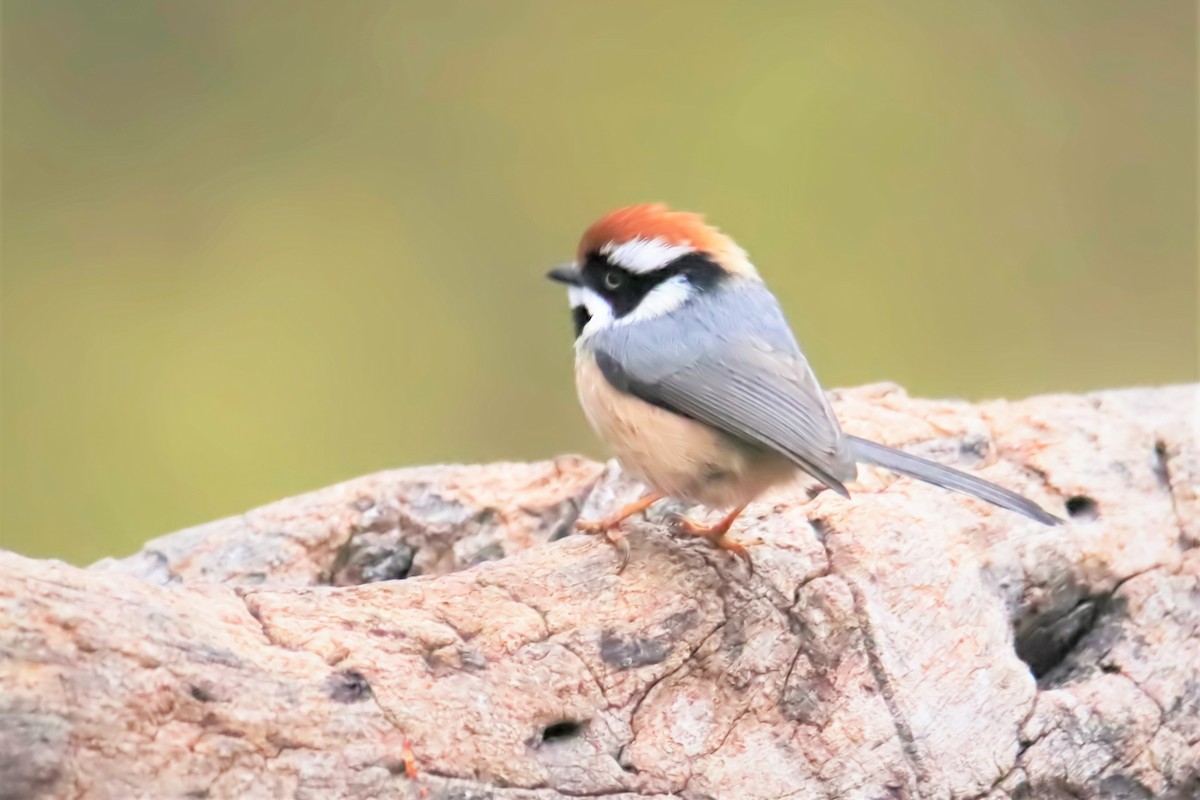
547, 204, 1060, 565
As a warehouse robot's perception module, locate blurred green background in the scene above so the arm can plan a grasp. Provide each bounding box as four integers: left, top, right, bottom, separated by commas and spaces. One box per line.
2, 1, 1196, 564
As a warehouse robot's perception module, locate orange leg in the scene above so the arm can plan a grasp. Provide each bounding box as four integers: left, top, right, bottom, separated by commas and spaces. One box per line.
577, 492, 665, 533
577, 492, 665, 572
670, 504, 753, 570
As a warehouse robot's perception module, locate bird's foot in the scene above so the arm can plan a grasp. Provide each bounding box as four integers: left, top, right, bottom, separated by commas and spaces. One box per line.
575, 492, 665, 573
576, 514, 632, 572
668, 510, 753, 574
575, 517, 612, 534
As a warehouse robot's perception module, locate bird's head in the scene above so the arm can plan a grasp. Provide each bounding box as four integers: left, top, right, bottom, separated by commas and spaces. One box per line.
547, 204, 757, 339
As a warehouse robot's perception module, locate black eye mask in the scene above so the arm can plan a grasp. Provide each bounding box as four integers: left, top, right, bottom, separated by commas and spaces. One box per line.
579, 251, 727, 319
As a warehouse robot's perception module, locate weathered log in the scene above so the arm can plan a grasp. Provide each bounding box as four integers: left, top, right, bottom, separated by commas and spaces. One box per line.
2, 383, 1197, 800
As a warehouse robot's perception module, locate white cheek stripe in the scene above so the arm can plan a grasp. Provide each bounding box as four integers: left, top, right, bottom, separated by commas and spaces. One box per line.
601, 237, 692, 274
620, 274, 692, 324
572, 275, 694, 343
578, 287, 614, 340
566, 286, 585, 309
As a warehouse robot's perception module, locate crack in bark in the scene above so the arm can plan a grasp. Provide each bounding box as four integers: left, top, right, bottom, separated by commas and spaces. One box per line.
1154, 439, 1193, 554
415, 765, 684, 799
233, 588, 424, 788
236, 590, 282, 650
691, 705, 752, 768
812, 518, 925, 797
558, 638, 614, 709
626, 617, 728, 737
846, 579, 926, 797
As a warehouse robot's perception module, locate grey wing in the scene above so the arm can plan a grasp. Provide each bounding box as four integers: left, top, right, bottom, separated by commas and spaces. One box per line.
591, 279, 856, 494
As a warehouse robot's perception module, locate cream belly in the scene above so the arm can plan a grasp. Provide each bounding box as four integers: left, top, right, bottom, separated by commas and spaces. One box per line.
575, 352, 796, 508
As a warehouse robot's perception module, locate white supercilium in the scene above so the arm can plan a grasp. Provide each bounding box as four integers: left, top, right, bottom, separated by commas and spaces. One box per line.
601, 237, 693, 274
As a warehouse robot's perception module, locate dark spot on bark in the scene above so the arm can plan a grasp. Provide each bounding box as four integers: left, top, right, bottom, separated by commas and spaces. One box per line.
547, 495, 589, 542
328, 533, 416, 585
1177, 677, 1200, 716
1065, 495, 1099, 521
662, 608, 701, 636
782, 635, 842, 726
809, 517, 832, 544
0, 713, 68, 800
720, 614, 748, 661
181, 644, 242, 668
538, 720, 585, 744
1168, 774, 1200, 800
599, 631, 670, 669
614, 746, 638, 773
781, 679, 828, 725
184, 790, 211, 799
136, 548, 181, 585
1153, 440, 1171, 489
1096, 774, 1154, 800
188, 684, 216, 703
958, 434, 991, 462
325, 669, 372, 703
460, 648, 488, 671
466, 543, 505, 566
549, 518, 575, 541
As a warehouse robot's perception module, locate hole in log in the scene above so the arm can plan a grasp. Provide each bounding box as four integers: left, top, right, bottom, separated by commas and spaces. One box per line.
1016, 598, 1101, 678
539, 720, 585, 744
1065, 495, 1099, 521
1015, 590, 1130, 683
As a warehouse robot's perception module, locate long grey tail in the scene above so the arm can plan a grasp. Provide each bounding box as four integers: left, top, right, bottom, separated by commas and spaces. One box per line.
846, 435, 1061, 525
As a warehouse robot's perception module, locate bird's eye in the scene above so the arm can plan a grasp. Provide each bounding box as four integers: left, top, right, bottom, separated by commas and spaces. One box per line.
603, 270, 624, 290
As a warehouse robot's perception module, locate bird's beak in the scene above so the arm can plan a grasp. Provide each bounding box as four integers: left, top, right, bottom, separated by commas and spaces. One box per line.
545, 263, 581, 286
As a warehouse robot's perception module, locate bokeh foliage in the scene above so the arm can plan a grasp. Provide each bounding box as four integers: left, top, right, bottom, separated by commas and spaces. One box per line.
2, 1, 1196, 563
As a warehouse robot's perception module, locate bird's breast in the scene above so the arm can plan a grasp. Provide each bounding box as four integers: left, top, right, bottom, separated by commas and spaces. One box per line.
574, 351, 794, 508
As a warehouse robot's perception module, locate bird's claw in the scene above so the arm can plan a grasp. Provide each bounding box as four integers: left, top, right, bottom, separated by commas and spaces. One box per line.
575, 517, 608, 535
667, 512, 754, 575
576, 517, 631, 573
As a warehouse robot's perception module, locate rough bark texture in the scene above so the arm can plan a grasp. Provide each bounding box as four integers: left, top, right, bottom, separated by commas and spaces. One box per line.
2, 383, 1197, 800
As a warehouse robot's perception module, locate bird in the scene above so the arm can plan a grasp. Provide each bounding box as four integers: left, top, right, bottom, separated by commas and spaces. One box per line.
546, 204, 1060, 567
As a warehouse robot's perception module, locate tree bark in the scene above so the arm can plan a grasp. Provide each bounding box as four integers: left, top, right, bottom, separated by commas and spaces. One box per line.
2, 383, 1197, 800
